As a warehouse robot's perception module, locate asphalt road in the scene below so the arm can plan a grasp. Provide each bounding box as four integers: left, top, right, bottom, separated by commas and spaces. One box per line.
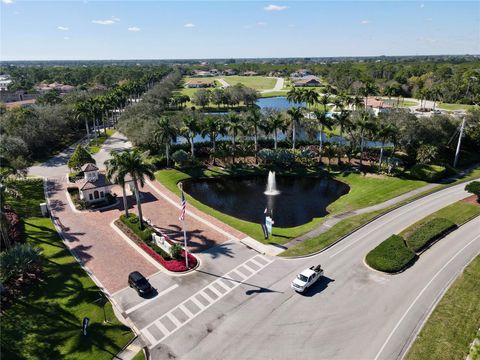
111, 181, 479, 359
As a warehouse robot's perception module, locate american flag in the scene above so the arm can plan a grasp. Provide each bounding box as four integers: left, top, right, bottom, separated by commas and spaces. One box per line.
179, 189, 186, 221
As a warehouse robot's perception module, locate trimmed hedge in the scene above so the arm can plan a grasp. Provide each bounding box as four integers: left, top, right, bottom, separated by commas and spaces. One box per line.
120, 214, 153, 242
406, 217, 456, 253
366, 235, 416, 273
410, 164, 447, 182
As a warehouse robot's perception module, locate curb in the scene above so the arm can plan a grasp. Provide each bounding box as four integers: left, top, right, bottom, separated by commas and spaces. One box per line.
280, 175, 480, 259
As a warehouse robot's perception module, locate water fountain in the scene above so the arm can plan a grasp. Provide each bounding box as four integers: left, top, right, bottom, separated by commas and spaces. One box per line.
264, 171, 280, 196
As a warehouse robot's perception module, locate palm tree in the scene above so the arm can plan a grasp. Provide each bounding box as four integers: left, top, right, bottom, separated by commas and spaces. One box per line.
319, 94, 331, 112
245, 108, 262, 163
73, 101, 93, 137
356, 112, 376, 167
201, 115, 224, 165
376, 122, 397, 170
226, 112, 243, 164
286, 107, 304, 151
180, 113, 199, 158
313, 109, 334, 162
287, 87, 304, 104
332, 110, 352, 164
118, 150, 156, 229
266, 111, 286, 150
0, 173, 19, 249
352, 96, 364, 111
153, 116, 177, 167
105, 152, 129, 217
304, 89, 319, 109
360, 81, 378, 110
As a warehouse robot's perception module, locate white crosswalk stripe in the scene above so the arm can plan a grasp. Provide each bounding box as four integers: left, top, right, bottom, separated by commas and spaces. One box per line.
139, 254, 274, 348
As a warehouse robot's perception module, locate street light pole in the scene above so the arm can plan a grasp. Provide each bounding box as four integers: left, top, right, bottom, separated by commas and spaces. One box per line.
453, 116, 466, 168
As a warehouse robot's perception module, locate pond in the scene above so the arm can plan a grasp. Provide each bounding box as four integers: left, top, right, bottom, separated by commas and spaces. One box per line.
182, 175, 350, 228
256, 96, 305, 111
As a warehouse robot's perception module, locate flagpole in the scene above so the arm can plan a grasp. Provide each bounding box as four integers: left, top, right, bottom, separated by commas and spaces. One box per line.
180, 183, 189, 269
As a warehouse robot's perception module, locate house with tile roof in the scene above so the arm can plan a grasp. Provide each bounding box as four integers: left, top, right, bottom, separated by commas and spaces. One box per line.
77, 163, 113, 204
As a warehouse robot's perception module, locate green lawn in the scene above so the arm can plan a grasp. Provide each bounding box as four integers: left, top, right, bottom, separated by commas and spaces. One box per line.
438, 103, 476, 111
222, 76, 276, 90
365, 234, 416, 273
1, 180, 134, 359
88, 129, 115, 154
406, 255, 480, 360
400, 201, 480, 239
259, 91, 289, 98
327, 173, 426, 214
155, 168, 426, 246
132, 349, 146, 360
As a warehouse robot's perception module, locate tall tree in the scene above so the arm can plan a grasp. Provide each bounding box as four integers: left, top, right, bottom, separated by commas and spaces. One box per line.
286, 107, 304, 151
266, 111, 286, 150
180, 112, 200, 158
116, 150, 156, 229
153, 116, 177, 167
105, 151, 129, 217
360, 81, 378, 110
226, 112, 243, 164
313, 109, 334, 162
201, 115, 225, 165
245, 108, 262, 163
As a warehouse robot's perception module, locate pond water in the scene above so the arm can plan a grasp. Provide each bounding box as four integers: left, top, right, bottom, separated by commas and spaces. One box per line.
182, 175, 350, 228
256, 96, 305, 111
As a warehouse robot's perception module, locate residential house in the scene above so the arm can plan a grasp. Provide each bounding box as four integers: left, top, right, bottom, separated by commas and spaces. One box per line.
293, 75, 321, 87
242, 71, 258, 76
290, 69, 312, 78
223, 69, 237, 76
185, 79, 214, 88
192, 70, 214, 77
0, 75, 12, 91
364, 98, 392, 116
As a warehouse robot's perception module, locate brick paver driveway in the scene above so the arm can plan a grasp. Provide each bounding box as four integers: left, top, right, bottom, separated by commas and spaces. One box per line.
47, 177, 245, 294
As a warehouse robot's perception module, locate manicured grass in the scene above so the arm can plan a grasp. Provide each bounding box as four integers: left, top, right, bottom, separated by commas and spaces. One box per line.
438, 102, 476, 111
132, 350, 145, 360
400, 201, 480, 240
327, 173, 426, 213
222, 76, 276, 90
259, 91, 289, 98
0, 217, 134, 359
365, 234, 416, 273
88, 129, 115, 154
1, 179, 134, 359
406, 255, 480, 360
279, 209, 384, 257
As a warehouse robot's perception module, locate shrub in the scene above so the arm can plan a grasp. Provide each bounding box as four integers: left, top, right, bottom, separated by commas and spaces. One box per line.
172, 150, 189, 167
170, 243, 183, 260
465, 181, 480, 202
3, 208, 23, 249
67, 144, 95, 171
406, 218, 456, 253
120, 214, 152, 242
0, 243, 42, 283
410, 163, 447, 182
258, 149, 276, 164
366, 235, 416, 273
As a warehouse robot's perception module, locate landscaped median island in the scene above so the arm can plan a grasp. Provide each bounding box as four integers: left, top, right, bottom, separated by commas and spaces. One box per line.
1, 179, 133, 359
405, 255, 480, 360
115, 213, 197, 272
365, 199, 480, 273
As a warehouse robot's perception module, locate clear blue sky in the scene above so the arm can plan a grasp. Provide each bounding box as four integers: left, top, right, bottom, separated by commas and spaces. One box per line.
1, 1, 479, 60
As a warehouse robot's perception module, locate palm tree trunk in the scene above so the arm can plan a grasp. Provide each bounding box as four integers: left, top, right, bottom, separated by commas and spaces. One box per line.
254, 132, 258, 164
212, 134, 216, 166
85, 119, 90, 137
360, 134, 364, 167
274, 128, 278, 150
232, 134, 236, 164
133, 180, 144, 229
319, 125, 324, 163
166, 143, 170, 167
379, 142, 384, 170
190, 136, 195, 158
121, 184, 128, 217
292, 122, 296, 151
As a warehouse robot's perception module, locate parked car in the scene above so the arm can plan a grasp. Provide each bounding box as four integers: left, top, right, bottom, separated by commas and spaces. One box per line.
291, 265, 324, 292
128, 271, 153, 296
431, 109, 442, 114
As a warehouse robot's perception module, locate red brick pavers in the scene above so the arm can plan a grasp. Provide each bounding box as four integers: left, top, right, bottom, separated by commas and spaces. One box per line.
47, 178, 158, 294
47, 177, 246, 293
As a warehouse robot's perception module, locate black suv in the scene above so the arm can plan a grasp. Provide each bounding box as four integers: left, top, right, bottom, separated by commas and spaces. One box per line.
128, 271, 153, 296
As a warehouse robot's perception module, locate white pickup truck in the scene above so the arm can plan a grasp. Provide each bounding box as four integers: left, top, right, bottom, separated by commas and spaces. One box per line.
291, 265, 324, 292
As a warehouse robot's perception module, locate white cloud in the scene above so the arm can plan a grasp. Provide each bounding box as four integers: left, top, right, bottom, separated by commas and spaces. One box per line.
257, 21, 267, 26
2, 0, 14, 4
420, 3, 425, 8
92, 16, 120, 25
360, 20, 371, 25
57, 26, 69, 31
184, 23, 195, 28
264, 4, 288, 11
128, 26, 141, 32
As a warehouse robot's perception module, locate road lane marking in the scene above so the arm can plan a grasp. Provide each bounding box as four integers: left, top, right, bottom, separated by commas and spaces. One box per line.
142, 328, 157, 345
125, 284, 179, 315
208, 284, 223, 297
139, 254, 274, 348
215, 279, 232, 291
374, 233, 480, 360
329, 188, 466, 258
